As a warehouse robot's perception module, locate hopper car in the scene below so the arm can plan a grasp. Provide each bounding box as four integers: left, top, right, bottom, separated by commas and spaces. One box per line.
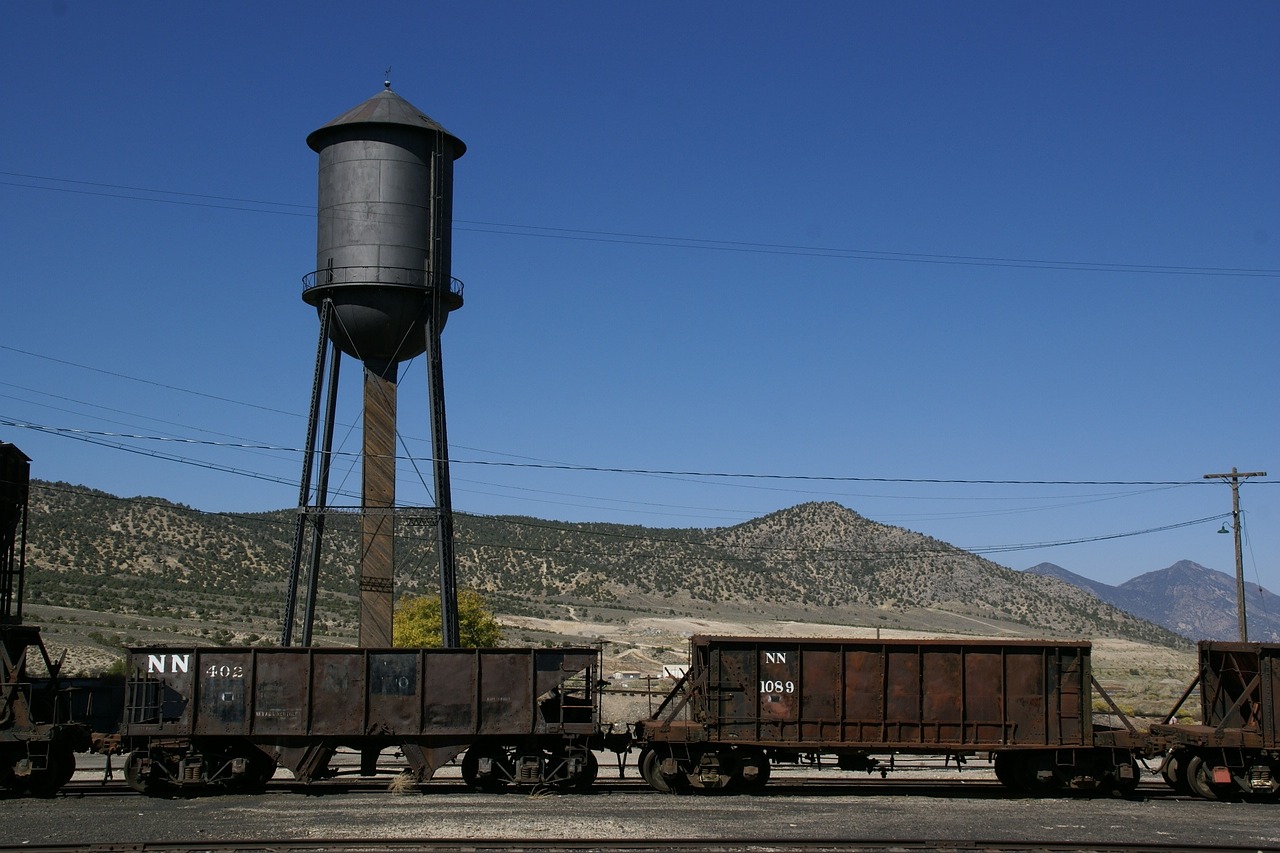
114, 644, 604, 794
2, 440, 93, 795
632, 635, 1147, 795
1149, 641, 1279, 800
0, 624, 93, 795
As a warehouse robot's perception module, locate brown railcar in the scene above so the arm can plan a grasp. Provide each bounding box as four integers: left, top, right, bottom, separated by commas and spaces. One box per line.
2, 441, 93, 796
120, 645, 603, 793
635, 635, 1140, 793
0, 625, 93, 795
1150, 641, 1279, 800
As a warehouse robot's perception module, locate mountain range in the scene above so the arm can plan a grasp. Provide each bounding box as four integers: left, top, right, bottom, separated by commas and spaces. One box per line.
22, 482, 1189, 652
1024, 560, 1280, 642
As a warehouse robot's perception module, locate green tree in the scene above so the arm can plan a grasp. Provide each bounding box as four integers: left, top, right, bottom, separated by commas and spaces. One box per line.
393, 588, 503, 648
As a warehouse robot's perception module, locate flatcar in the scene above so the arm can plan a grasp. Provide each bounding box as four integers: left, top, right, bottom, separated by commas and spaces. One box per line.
117, 644, 604, 793
633, 635, 1145, 794
1149, 641, 1279, 800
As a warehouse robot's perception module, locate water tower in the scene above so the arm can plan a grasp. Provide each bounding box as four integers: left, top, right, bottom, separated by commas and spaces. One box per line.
281, 84, 466, 649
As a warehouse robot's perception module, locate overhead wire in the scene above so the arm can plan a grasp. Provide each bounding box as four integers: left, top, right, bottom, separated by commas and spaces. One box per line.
0, 343, 298, 418
1, 357, 1256, 546
5, 418, 1270, 491
5, 414, 1255, 572
2, 172, 1273, 549
3, 171, 1279, 278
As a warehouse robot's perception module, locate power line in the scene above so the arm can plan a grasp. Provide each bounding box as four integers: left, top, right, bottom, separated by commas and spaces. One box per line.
5, 418, 1270, 490
4, 171, 1278, 278
0, 368, 1207, 519
459, 221, 1280, 277
0, 344, 298, 418
961, 514, 1231, 554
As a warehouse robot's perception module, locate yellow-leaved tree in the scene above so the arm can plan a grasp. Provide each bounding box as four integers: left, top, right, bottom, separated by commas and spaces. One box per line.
392, 588, 503, 648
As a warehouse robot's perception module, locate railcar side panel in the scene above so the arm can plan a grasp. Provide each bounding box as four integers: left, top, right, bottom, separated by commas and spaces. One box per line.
843, 647, 883, 739
964, 650, 1005, 742
253, 651, 308, 736
679, 636, 1092, 750
479, 651, 531, 734
195, 651, 250, 736
1197, 641, 1279, 749
368, 652, 419, 734
1268, 645, 1279, 749
422, 652, 476, 733
124, 646, 601, 741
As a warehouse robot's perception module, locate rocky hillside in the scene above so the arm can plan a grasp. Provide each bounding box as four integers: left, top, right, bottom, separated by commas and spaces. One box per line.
1026, 560, 1280, 642
22, 482, 1186, 651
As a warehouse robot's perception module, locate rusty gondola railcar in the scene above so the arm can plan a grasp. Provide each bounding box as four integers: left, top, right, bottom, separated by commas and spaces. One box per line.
0, 625, 94, 795
2, 441, 94, 796
634, 635, 1142, 794
1149, 641, 1279, 800
119, 644, 603, 794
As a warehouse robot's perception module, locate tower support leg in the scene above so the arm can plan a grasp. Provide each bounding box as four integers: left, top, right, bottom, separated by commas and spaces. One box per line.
426, 314, 459, 648
359, 365, 397, 648
283, 300, 335, 646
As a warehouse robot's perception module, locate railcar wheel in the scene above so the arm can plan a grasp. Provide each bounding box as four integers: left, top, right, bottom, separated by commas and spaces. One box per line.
1260, 761, 1280, 800
571, 750, 599, 790
683, 747, 734, 792
1184, 755, 1221, 801
639, 748, 679, 793
638, 748, 668, 793
1010, 752, 1061, 795
1110, 758, 1141, 798
461, 745, 514, 792
1161, 752, 1193, 795
235, 747, 278, 792
993, 753, 1023, 792
733, 749, 771, 792
1, 752, 27, 794
25, 742, 75, 798
123, 750, 158, 796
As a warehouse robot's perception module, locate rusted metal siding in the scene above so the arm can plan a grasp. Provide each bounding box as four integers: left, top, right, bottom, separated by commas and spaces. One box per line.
1197, 641, 1279, 750
1268, 645, 1279, 749
123, 646, 599, 741
686, 636, 1091, 750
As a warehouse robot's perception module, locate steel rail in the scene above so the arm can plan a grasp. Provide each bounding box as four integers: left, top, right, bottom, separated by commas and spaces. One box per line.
0, 838, 1275, 853
54, 774, 1186, 798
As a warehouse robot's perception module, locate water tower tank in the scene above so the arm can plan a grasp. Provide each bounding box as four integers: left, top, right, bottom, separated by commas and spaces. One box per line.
303, 86, 466, 375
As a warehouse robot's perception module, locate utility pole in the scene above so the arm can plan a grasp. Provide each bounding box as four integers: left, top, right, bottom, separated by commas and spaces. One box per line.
1203, 468, 1267, 642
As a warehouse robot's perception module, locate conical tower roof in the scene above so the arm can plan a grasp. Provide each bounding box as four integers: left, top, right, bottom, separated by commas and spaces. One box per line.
307, 86, 466, 156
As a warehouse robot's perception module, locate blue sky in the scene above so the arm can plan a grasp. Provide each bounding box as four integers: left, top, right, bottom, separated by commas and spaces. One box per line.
1, 2, 1276, 597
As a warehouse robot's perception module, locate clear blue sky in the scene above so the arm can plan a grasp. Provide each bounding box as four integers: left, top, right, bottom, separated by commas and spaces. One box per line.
1, 2, 1276, 596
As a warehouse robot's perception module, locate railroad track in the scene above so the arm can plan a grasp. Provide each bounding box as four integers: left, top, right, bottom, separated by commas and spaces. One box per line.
51, 775, 1181, 799
0, 838, 1275, 853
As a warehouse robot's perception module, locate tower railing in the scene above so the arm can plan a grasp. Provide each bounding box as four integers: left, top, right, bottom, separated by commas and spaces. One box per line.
302, 266, 464, 298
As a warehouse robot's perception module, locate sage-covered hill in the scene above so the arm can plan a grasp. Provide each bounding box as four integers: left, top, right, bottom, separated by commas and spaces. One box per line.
24, 481, 1185, 650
